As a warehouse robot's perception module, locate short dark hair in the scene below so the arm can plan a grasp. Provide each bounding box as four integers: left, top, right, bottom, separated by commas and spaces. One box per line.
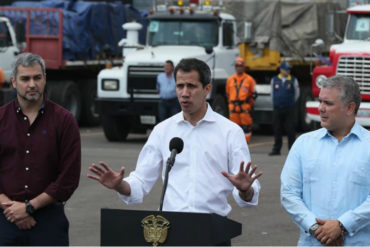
174, 58, 211, 87
321, 75, 361, 114
165, 60, 174, 67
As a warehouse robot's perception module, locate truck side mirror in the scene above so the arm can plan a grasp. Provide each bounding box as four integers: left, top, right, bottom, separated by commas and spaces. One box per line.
326, 12, 335, 41
326, 12, 342, 42
243, 22, 252, 42
15, 21, 26, 43
312, 39, 325, 49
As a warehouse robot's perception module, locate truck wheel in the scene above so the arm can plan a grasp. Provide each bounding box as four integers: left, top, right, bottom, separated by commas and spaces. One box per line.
80, 80, 100, 126
101, 114, 130, 142
212, 94, 228, 117
47, 81, 81, 122
298, 87, 314, 131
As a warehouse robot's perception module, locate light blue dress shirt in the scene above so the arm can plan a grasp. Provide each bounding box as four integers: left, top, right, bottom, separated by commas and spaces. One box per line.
281, 122, 370, 245
156, 72, 177, 99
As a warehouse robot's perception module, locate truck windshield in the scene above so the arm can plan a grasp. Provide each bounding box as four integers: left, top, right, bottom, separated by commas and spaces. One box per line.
346, 14, 370, 40
148, 20, 219, 47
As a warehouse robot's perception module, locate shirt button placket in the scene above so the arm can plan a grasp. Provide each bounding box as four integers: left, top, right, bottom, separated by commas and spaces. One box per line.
330, 145, 339, 207
190, 127, 197, 210
25, 125, 32, 194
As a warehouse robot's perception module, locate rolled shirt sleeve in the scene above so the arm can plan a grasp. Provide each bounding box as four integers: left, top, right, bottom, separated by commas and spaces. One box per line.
233, 180, 260, 207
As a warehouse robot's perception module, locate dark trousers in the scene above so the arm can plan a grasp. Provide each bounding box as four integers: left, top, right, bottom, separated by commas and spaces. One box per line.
0, 203, 69, 246
272, 107, 296, 152
158, 97, 181, 122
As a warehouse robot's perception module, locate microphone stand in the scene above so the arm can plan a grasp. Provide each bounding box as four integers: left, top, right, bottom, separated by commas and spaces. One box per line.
159, 149, 177, 212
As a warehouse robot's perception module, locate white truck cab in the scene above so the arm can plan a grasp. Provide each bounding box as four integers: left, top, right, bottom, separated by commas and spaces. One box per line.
0, 16, 20, 105
0, 16, 19, 81
97, 1, 239, 141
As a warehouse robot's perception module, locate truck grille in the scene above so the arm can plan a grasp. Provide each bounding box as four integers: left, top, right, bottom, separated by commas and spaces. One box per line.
337, 56, 370, 94
127, 66, 163, 94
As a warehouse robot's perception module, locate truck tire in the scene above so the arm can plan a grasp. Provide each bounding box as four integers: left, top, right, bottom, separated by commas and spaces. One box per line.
80, 80, 100, 126
101, 114, 130, 142
298, 87, 314, 131
47, 81, 81, 122
211, 94, 228, 117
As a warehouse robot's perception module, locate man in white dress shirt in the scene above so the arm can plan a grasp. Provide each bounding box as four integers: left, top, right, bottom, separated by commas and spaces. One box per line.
88, 58, 262, 216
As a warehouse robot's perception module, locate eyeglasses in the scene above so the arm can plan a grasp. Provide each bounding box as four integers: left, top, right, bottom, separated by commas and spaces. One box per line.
235, 65, 244, 67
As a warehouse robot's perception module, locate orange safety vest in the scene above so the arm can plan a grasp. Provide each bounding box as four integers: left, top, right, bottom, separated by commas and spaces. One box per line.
0, 68, 6, 90
226, 73, 256, 113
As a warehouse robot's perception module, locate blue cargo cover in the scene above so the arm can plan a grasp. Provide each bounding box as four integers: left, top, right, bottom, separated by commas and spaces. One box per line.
4, 0, 148, 60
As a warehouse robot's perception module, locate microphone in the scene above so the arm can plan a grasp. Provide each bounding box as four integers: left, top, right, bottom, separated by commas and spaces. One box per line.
168, 137, 184, 169
159, 137, 184, 211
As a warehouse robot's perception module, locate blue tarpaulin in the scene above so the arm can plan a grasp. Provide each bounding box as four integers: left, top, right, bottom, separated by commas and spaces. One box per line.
6, 0, 148, 60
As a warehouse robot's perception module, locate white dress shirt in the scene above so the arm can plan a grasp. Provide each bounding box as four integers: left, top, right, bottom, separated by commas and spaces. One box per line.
119, 104, 261, 216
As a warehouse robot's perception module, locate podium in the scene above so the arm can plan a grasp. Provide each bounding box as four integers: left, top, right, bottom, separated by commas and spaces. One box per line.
101, 208, 242, 246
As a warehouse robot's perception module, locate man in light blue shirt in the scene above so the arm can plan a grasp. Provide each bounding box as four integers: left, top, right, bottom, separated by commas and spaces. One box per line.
281, 75, 370, 246
156, 60, 180, 122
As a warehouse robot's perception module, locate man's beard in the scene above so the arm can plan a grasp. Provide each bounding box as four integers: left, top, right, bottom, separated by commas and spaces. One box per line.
19, 91, 42, 102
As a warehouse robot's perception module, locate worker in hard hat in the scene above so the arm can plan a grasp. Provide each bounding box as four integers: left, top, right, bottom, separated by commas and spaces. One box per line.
226, 57, 257, 143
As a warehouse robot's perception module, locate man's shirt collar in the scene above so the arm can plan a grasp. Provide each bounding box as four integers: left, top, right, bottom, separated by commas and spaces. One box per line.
319, 121, 362, 141
14, 97, 46, 115
174, 103, 216, 125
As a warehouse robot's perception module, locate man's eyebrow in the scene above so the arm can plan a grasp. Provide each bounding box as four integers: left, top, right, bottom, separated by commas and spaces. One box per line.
20, 74, 42, 78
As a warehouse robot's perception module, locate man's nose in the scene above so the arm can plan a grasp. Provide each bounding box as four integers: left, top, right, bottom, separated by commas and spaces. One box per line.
318, 102, 324, 112
28, 79, 36, 87
181, 86, 190, 96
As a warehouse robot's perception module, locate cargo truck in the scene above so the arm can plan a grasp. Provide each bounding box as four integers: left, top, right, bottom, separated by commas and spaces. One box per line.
0, 1, 147, 125
97, 0, 346, 141
97, 0, 241, 141
306, 4, 370, 127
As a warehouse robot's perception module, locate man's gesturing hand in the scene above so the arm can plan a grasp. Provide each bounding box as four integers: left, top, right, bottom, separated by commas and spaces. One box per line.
87, 161, 125, 191
221, 161, 262, 201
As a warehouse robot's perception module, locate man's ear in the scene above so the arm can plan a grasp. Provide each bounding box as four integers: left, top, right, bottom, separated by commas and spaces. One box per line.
11, 76, 16, 88
346, 101, 356, 116
205, 83, 212, 95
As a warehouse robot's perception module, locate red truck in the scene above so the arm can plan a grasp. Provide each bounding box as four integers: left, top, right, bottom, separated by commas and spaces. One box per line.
306, 4, 370, 127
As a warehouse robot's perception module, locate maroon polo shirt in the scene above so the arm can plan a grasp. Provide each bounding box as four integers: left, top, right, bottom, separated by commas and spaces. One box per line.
0, 98, 81, 202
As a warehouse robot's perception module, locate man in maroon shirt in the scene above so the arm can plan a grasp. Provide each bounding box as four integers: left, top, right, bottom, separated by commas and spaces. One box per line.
0, 53, 81, 245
